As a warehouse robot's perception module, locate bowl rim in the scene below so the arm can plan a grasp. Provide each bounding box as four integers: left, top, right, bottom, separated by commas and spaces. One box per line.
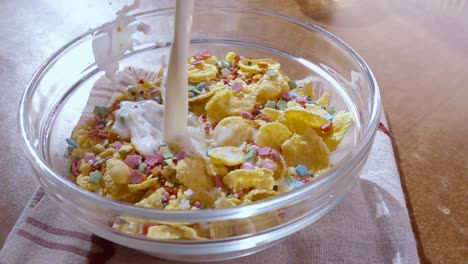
18, 5, 381, 222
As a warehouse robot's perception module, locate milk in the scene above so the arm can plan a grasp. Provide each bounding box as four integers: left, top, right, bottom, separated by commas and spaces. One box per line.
163, 0, 195, 143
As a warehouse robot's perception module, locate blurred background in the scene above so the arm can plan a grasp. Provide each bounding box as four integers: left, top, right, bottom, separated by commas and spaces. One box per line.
1, 1, 466, 263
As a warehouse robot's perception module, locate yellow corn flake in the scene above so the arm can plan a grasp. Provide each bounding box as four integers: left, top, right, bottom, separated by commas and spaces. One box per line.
223, 169, 275, 191
176, 156, 213, 192
213, 116, 255, 147
316, 92, 330, 107
292, 81, 316, 100
205, 89, 256, 123
249, 72, 289, 104
281, 129, 331, 171
255, 122, 292, 150
135, 187, 165, 208
98, 148, 116, 159
305, 103, 329, 117
209, 221, 234, 238
147, 225, 184, 240
204, 55, 218, 65
210, 219, 255, 238
206, 163, 228, 177
191, 191, 217, 208
128, 178, 159, 193
189, 82, 224, 103
92, 144, 106, 154
76, 174, 100, 192
188, 62, 218, 83
102, 170, 140, 202
225, 51, 237, 63
208, 146, 244, 166
79, 162, 92, 176
189, 101, 207, 116
286, 100, 303, 108
178, 226, 207, 240
238, 58, 280, 75
282, 108, 328, 134
188, 61, 217, 82
214, 197, 241, 209
242, 189, 277, 203
273, 155, 287, 180
325, 111, 353, 151
106, 158, 131, 184
261, 108, 285, 122
251, 212, 282, 232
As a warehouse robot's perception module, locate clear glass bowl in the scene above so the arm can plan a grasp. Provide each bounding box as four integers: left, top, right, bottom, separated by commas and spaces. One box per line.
19, 6, 380, 262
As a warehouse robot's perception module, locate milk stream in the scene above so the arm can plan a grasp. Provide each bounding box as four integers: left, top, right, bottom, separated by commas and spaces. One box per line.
163, 0, 195, 144
92, 1, 202, 155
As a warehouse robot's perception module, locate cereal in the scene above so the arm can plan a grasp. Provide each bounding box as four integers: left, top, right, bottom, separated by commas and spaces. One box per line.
223, 169, 275, 191
208, 146, 245, 166
281, 128, 331, 171
255, 122, 292, 150
68, 51, 353, 240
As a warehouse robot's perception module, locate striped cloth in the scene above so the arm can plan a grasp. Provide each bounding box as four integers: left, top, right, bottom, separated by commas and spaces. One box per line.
0, 128, 420, 264
0, 67, 419, 263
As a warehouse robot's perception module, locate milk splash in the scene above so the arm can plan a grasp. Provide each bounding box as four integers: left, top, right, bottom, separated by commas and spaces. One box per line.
92, 0, 150, 81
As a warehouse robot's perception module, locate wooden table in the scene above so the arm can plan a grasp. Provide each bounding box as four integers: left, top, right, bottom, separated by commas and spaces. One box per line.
0, 1, 465, 263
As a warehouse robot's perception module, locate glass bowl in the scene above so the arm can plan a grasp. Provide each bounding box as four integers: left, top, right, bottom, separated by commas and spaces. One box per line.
19, 6, 380, 262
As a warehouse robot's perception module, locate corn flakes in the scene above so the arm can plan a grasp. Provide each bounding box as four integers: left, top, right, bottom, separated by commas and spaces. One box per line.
69, 51, 354, 241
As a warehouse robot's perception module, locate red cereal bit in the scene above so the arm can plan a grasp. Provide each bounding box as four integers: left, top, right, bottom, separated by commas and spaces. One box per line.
71, 159, 80, 176
201, 50, 212, 57
269, 149, 282, 162
145, 153, 163, 167
108, 131, 119, 143
138, 79, 144, 84
173, 150, 188, 163
320, 121, 333, 133
94, 123, 105, 130
240, 111, 254, 120
232, 82, 243, 92
125, 154, 142, 169
241, 163, 256, 170
295, 96, 307, 105
88, 130, 99, 137
195, 53, 204, 60
281, 91, 292, 101
192, 60, 202, 66
129, 170, 145, 184
97, 132, 108, 139
259, 160, 277, 171
257, 146, 272, 156
142, 224, 150, 235
213, 174, 225, 188
194, 201, 201, 208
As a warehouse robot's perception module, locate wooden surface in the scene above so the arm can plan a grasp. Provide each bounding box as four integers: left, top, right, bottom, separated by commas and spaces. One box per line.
0, 0, 466, 263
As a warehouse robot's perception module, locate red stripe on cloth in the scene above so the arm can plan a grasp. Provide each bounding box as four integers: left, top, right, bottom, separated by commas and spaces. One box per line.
29, 188, 46, 208
16, 229, 90, 258
25, 217, 92, 242
378, 122, 392, 137
89, 235, 115, 264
